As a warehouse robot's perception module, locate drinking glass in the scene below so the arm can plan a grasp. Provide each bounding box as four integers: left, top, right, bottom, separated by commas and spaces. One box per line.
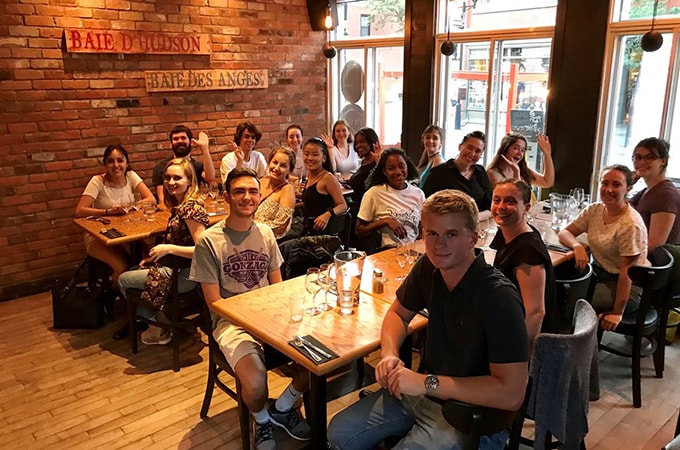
317, 263, 333, 310
395, 243, 409, 281
289, 293, 304, 323
570, 188, 585, 207
334, 250, 365, 315
304, 268, 322, 316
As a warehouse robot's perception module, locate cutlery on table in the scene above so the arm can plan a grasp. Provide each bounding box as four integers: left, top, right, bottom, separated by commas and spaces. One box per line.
292, 336, 322, 362
296, 335, 333, 359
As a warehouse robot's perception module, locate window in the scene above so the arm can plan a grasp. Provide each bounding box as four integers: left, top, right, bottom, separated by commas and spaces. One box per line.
334, 0, 405, 41
613, 0, 680, 22
330, 45, 404, 145
438, 0, 557, 33
360, 14, 371, 36
436, 37, 552, 171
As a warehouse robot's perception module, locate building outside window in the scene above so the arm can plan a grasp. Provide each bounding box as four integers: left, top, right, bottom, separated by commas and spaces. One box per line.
598, 0, 680, 193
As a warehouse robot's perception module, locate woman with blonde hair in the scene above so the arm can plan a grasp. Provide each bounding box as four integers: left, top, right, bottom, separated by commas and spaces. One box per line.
322, 119, 360, 176
255, 147, 297, 239
417, 124, 445, 186
118, 158, 209, 345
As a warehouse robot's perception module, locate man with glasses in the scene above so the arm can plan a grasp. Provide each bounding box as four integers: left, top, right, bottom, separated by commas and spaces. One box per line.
190, 168, 310, 449
327, 190, 528, 450
153, 124, 216, 208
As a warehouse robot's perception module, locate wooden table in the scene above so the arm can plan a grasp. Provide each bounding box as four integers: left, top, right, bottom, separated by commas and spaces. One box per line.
73, 202, 227, 246
210, 276, 427, 448
360, 234, 574, 303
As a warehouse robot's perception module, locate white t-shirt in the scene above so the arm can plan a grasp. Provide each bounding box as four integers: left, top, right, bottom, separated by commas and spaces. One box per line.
569, 203, 648, 274
358, 183, 426, 248
332, 144, 360, 176
81, 171, 143, 209
220, 151, 267, 183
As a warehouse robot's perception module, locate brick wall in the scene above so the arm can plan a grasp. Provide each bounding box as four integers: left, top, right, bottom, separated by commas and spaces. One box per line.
0, 0, 328, 300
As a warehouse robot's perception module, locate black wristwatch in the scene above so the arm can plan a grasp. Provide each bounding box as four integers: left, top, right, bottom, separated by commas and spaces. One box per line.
424, 374, 439, 395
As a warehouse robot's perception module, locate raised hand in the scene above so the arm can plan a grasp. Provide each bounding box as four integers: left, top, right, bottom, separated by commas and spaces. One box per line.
320, 133, 334, 149
537, 134, 551, 156
500, 154, 521, 178
192, 131, 209, 150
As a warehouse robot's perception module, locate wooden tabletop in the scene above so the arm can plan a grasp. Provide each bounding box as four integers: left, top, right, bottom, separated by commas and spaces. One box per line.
360, 229, 575, 303
210, 276, 427, 376
73, 199, 227, 246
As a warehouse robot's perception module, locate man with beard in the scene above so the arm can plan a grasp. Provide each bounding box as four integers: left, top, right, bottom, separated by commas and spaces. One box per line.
152, 125, 216, 209
220, 121, 268, 183
190, 168, 311, 449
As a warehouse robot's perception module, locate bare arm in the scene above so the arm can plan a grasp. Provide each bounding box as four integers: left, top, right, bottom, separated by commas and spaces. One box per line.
432, 362, 528, 411
312, 174, 348, 230
515, 264, 546, 353
529, 134, 555, 188
376, 300, 416, 387
147, 219, 206, 261
648, 211, 676, 250
268, 185, 296, 237
75, 195, 106, 217
356, 217, 407, 239
600, 254, 639, 331
134, 181, 156, 205
194, 131, 216, 183
201, 282, 223, 313
558, 225, 588, 269
268, 269, 283, 284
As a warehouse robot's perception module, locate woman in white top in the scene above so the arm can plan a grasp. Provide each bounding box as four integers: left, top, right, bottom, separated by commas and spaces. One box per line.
322, 119, 360, 176
486, 133, 554, 189
254, 147, 297, 239
220, 121, 268, 183
558, 165, 648, 331
75, 144, 155, 285
356, 148, 425, 249
285, 124, 305, 181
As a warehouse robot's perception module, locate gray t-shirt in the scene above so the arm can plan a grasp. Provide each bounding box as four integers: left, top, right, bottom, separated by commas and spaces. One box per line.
189, 220, 283, 299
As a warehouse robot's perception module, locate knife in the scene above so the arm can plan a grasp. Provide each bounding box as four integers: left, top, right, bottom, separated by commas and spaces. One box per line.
297, 335, 334, 359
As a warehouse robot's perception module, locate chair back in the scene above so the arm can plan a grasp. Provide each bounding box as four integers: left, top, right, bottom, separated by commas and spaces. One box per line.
324, 211, 352, 249
555, 262, 594, 329
628, 246, 674, 294
528, 299, 599, 448
278, 235, 342, 279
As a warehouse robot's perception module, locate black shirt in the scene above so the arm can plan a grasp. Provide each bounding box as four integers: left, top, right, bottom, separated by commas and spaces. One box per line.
422, 160, 493, 211
397, 250, 528, 377
491, 225, 563, 333
348, 161, 376, 204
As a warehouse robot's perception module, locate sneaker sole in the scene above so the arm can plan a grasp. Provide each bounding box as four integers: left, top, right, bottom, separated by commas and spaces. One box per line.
141, 334, 172, 345
269, 416, 311, 441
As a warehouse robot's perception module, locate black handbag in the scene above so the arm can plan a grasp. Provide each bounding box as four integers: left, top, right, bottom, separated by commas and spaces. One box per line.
52, 259, 106, 329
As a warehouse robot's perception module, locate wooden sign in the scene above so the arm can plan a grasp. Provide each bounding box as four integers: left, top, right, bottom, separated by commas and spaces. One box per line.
144, 69, 269, 92
64, 29, 211, 54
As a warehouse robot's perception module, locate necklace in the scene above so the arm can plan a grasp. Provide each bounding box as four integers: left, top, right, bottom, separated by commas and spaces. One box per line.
306, 170, 326, 188
454, 159, 471, 178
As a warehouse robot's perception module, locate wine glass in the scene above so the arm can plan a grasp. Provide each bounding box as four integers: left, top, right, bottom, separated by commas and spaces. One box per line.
304, 268, 322, 316
317, 263, 334, 310
395, 243, 409, 281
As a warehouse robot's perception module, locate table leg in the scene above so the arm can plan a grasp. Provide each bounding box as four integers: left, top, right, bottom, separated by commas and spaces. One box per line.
309, 373, 328, 449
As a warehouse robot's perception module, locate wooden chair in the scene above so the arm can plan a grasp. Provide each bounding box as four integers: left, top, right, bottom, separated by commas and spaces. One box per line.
199, 320, 296, 450
555, 262, 594, 329
597, 246, 673, 408
125, 255, 207, 372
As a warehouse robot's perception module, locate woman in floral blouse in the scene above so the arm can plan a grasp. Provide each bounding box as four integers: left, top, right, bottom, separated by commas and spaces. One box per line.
118, 158, 209, 345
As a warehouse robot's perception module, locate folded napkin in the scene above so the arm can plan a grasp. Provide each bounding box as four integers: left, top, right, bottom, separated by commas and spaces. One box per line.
288, 335, 339, 365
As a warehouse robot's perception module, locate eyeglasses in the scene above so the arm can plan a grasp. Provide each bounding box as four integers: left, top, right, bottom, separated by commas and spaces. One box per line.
632, 153, 659, 162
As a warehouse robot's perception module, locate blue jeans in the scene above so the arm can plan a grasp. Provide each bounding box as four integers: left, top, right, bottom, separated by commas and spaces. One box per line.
327, 389, 508, 450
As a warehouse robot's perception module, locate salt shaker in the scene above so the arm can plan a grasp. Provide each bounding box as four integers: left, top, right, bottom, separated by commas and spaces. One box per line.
372, 268, 385, 294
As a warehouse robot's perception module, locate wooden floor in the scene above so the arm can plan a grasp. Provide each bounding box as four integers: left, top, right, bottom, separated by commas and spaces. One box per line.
2, 292, 680, 450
